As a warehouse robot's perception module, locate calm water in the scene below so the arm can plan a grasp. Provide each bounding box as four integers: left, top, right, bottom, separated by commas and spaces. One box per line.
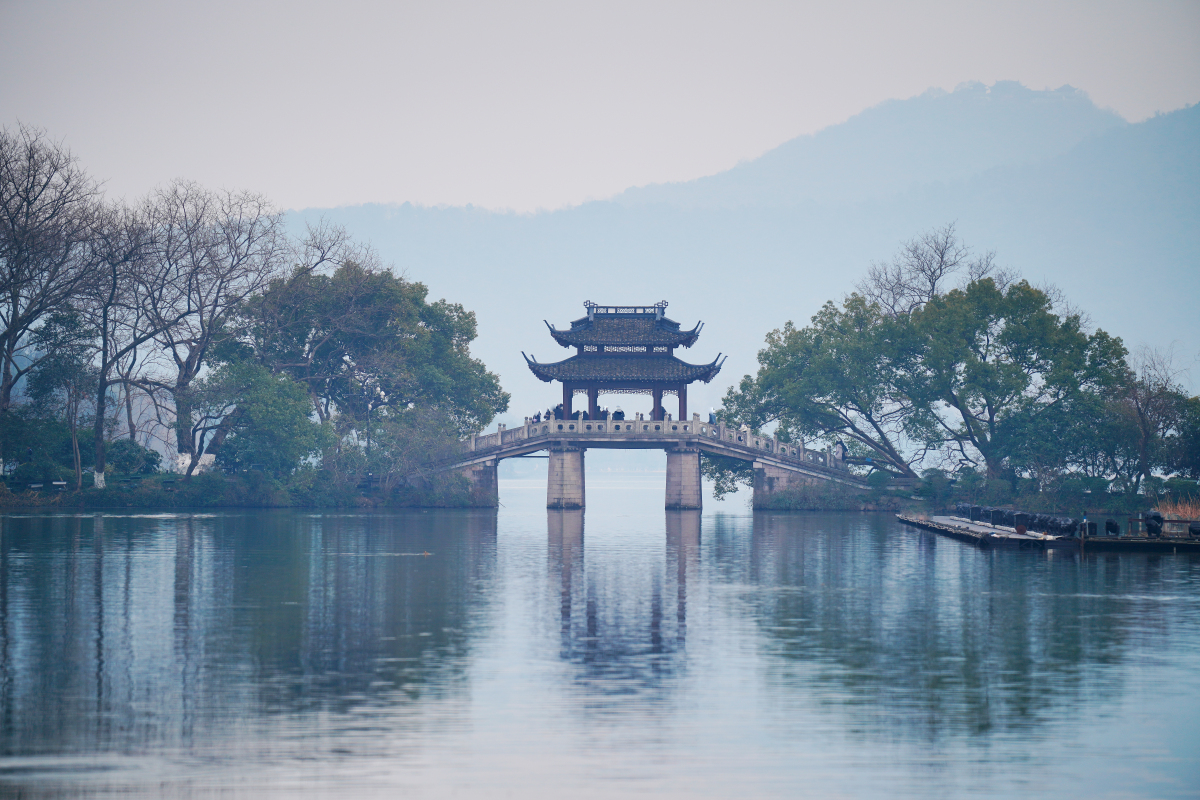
1, 477, 1198, 799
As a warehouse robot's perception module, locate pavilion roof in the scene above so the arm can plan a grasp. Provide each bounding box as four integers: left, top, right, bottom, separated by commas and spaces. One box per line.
523, 352, 725, 385
547, 316, 703, 348
546, 302, 702, 348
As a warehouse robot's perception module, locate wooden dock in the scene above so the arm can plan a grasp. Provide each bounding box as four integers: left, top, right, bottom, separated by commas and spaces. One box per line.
898, 514, 1200, 552
898, 514, 1078, 549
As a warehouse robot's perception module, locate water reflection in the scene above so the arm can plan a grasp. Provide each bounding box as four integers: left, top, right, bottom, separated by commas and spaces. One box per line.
0, 510, 498, 757
0, 504, 1197, 798
732, 512, 1197, 740
545, 510, 697, 693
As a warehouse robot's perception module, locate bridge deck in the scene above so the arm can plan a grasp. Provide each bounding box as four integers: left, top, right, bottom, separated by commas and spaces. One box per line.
450, 417, 868, 488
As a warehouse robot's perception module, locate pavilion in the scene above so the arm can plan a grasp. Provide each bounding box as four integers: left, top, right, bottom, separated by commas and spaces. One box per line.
523, 301, 725, 421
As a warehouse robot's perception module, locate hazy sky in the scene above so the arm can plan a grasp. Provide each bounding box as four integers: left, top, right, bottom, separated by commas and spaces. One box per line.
2, 0, 1198, 212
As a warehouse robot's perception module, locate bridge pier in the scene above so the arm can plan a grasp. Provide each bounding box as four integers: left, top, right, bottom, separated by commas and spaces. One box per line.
752, 459, 817, 506
547, 446, 586, 509
665, 447, 702, 509
461, 459, 499, 506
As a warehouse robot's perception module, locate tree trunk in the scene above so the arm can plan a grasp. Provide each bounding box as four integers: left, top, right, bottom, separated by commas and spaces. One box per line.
125, 384, 137, 441
174, 380, 194, 459
186, 407, 243, 478
69, 400, 82, 491
93, 376, 108, 489
984, 453, 1005, 481
0, 354, 13, 471
0, 344, 17, 413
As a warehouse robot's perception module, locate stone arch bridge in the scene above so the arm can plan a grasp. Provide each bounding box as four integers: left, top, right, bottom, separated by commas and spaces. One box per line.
446, 414, 869, 509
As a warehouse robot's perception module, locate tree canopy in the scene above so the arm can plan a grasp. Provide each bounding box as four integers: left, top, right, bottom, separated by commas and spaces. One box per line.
0, 123, 508, 496
910, 277, 1127, 477
716, 225, 1192, 503
721, 294, 931, 479
234, 260, 508, 438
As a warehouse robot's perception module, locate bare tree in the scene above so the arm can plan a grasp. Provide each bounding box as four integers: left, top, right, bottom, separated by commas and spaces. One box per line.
134, 181, 289, 475
0, 124, 100, 465
87, 201, 195, 488
856, 222, 1003, 315
114, 346, 146, 441
1123, 345, 1190, 492
1034, 280, 1091, 328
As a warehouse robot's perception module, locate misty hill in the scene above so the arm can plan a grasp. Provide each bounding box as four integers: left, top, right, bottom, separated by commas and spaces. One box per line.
614, 81, 1128, 209
295, 84, 1199, 424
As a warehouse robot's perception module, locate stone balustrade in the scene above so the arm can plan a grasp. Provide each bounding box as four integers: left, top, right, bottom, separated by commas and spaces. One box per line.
463, 413, 844, 471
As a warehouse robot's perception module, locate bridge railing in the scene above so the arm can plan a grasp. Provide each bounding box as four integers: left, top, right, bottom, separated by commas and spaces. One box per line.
463, 415, 845, 471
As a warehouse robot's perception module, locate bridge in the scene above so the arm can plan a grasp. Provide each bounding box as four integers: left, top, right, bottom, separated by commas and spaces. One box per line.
449, 414, 870, 509
445, 300, 870, 508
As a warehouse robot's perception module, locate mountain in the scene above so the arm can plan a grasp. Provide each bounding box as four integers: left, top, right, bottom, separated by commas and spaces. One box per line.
293, 84, 1199, 425
614, 81, 1128, 209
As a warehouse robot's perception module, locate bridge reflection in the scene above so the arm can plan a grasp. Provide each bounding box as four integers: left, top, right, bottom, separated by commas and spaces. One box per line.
545, 510, 700, 691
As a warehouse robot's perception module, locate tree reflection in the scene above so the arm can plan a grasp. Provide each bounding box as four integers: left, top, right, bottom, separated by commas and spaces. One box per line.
734, 511, 1192, 739
0, 510, 498, 755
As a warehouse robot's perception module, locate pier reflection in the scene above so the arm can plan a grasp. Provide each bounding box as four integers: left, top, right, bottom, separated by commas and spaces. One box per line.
545, 509, 698, 692
665, 510, 700, 638
547, 509, 585, 645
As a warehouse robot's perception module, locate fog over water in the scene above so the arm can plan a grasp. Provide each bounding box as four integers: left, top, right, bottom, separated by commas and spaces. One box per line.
1, 476, 1198, 798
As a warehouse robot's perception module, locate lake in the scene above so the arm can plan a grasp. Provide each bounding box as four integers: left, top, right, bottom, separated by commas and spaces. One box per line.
1, 476, 1198, 798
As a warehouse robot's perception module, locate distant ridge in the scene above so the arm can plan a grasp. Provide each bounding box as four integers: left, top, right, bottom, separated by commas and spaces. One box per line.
295, 84, 1198, 416
613, 81, 1127, 209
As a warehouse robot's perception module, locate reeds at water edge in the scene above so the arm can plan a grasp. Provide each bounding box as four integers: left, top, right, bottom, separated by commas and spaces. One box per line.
1155, 499, 1200, 519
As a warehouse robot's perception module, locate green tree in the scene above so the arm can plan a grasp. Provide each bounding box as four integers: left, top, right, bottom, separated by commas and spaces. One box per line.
106, 438, 160, 475
1170, 396, 1200, 479
720, 294, 931, 480
910, 278, 1127, 478
228, 260, 508, 479
26, 311, 96, 488
194, 361, 324, 477
699, 452, 754, 500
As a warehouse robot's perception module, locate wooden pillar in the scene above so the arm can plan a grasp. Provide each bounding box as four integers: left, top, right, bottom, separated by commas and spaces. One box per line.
588, 388, 599, 419
678, 384, 687, 421
652, 388, 663, 421
563, 383, 572, 418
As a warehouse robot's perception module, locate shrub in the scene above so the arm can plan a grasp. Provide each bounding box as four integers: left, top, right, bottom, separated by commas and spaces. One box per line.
106, 439, 161, 474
